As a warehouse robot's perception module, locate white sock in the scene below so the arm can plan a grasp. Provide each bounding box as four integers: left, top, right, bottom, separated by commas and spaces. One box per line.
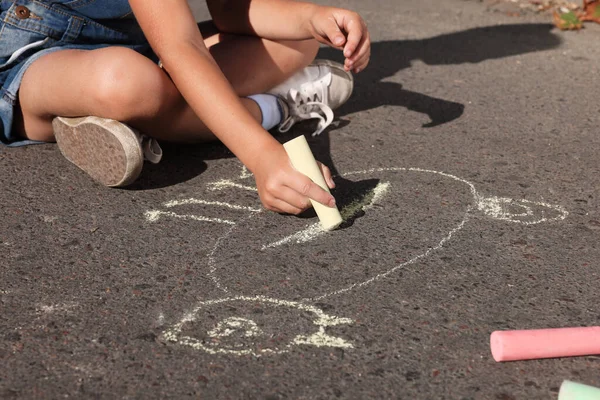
247, 94, 283, 130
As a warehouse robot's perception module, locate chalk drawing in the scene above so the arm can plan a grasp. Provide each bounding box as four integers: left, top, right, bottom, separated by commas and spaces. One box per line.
163, 198, 261, 212
147, 165, 568, 355
207, 167, 567, 300
239, 166, 253, 179
262, 182, 392, 249
207, 317, 263, 338
145, 197, 260, 225
162, 296, 353, 356
145, 210, 236, 225
208, 180, 257, 192
36, 302, 78, 314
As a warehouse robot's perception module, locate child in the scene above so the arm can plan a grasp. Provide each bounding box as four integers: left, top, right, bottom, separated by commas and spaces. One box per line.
0, 0, 370, 215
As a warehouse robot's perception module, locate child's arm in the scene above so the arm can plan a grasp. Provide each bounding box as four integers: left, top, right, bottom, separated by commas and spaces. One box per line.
129, 0, 336, 214
207, 0, 370, 73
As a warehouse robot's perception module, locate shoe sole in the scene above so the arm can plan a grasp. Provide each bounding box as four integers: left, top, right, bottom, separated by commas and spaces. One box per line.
52, 116, 143, 187
311, 58, 354, 105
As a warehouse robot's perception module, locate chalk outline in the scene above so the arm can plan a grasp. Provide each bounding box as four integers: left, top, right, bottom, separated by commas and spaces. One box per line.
206, 167, 568, 302
149, 166, 568, 355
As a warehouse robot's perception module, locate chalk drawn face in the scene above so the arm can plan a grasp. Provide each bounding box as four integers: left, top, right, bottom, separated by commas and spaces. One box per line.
162, 296, 353, 356
207, 168, 567, 301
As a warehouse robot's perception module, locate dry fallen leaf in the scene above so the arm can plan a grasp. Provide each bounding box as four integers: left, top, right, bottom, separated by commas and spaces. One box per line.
581, 0, 600, 22
553, 9, 584, 29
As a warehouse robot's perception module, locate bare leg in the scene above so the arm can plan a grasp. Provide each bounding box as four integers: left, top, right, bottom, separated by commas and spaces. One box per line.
15, 26, 319, 143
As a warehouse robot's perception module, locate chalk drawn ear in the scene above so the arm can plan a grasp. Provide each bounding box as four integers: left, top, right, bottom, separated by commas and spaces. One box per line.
476, 196, 568, 225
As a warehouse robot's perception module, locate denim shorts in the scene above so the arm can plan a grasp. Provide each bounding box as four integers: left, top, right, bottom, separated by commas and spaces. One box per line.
0, 0, 158, 146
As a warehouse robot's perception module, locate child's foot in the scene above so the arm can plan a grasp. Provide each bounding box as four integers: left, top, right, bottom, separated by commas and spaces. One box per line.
268, 59, 354, 136
52, 116, 162, 187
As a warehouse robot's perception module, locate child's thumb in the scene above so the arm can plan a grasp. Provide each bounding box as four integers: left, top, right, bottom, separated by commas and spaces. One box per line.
322, 20, 346, 48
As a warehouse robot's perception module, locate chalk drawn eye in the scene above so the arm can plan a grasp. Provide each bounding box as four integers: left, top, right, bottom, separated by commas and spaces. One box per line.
207, 317, 263, 340
162, 296, 353, 356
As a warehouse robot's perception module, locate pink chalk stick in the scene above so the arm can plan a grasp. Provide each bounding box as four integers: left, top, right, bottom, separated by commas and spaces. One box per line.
491, 327, 600, 362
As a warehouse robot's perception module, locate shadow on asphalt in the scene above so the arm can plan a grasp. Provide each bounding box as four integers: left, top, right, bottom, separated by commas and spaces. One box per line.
290, 177, 381, 228
314, 23, 561, 176
126, 142, 218, 190
131, 23, 561, 190
319, 23, 562, 129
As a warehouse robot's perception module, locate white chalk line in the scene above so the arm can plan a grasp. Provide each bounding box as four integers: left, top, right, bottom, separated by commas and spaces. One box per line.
207, 167, 568, 300
343, 168, 567, 225
239, 166, 253, 180
163, 198, 261, 213
207, 221, 240, 293
305, 210, 471, 302
159, 166, 568, 355
162, 295, 353, 356
367, 181, 391, 208
145, 210, 236, 225
145, 197, 261, 225
262, 223, 322, 249
261, 182, 392, 250
207, 317, 263, 338
475, 196, 568, 225
36, 302, 78, 314
208, 179, 257, 192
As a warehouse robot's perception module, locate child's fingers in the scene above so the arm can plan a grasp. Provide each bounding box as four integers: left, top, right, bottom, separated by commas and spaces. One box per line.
289, 174, 336, 208
350, 35, 371, 72
318, 162, 336, 189
341, 15, 366, 58
321, 15, 346, 48
352, 31, 370, 62
261, 186, 307, 214
277, 186, 312, 211
344, 39, 370, 72
260, 180, 308, 214
267, 200, 304, 215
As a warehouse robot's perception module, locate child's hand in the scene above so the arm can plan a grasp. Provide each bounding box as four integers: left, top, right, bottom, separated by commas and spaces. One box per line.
308, 7, 371, 74
252, 146, 336, 215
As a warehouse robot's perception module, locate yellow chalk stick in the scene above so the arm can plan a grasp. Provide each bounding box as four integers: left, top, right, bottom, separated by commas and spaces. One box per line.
283, 135, 343, 231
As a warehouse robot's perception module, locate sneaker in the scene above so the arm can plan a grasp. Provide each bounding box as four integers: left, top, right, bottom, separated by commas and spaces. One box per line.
52, 116, 162, 187
268, 59, 353, 136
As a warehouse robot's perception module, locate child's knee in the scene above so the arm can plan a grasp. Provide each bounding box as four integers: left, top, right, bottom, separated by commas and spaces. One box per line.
298, 39, 320, 65
90, 48, 180, 120
280, 39, 319, 73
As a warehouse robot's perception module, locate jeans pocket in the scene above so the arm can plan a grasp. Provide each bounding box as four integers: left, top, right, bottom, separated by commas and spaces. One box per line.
53, 0, 134, 19
0, 22, 50, 70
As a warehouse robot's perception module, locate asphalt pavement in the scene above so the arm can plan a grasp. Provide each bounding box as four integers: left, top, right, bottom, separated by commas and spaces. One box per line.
2, 0, 600, 398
